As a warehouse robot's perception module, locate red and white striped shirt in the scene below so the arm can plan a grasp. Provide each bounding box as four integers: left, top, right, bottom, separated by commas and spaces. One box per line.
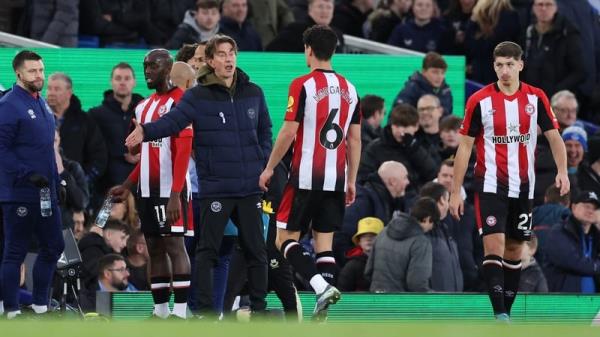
460, 82, 559, 199
285, 69, 361, 192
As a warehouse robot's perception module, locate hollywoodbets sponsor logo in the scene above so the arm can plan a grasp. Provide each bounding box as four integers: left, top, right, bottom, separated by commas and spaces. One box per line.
491, 133, 531, 144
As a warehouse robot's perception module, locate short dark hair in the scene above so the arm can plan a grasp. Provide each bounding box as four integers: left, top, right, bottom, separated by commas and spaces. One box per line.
441, 158, 454, 168
303, 25, 337, 61
197, 0, 220, 9
545, 184, 570, 205
389, 103, 418, 127
419, 182, 448, 203
111, 62, 135, 78
361, 95, 385, 119
12, 50, 42, 71
422, 52, 447, 70
439, 115, 462, 132
97, 253, 125, 278
493, 41, 523, 61
410, 197, 440, 223
175, 44, 199, 62
103, 219, 129, 235
205, 35, 237, 60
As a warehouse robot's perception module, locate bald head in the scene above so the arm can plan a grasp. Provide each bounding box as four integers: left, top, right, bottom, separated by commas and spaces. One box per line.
170, 61, 197, 90
378, 161, 410, 198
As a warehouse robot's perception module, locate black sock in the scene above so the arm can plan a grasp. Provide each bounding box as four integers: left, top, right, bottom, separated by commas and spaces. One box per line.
280, 239, 318, 281
150, 276, 172, 305
315, 251, 337, 286
173, 274, 191, 304
503, 259, 522, 315
482, 255, 505, 315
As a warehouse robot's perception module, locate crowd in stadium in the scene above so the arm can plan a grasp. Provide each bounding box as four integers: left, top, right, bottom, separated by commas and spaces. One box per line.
1, 0, 600, 319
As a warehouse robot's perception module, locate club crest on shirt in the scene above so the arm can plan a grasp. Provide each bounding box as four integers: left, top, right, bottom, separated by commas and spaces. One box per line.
158, 105, 168, 116
525, 103, 535, 116
486, 215, 497, 227
211, 201, 222, 213
247, 108, 256, 119
16, 206, 28, 217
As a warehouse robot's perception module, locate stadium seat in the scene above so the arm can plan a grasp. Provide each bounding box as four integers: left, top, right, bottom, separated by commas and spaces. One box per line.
78, 35, 100, 48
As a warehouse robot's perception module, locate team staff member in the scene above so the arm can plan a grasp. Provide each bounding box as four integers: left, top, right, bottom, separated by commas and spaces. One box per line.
0, 51, 65, 319
450, 41, 568, 321
125, 35, 273, 317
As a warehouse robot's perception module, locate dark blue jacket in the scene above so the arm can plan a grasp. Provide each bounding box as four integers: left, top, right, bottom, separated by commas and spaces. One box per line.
545, 216, 600, 292
532, 203, 571, 269
393, 71, 453, 115
142, 67, 272, 199
219, 16, 262, 51
387, 18, 450, 54
0, 85, 60, 202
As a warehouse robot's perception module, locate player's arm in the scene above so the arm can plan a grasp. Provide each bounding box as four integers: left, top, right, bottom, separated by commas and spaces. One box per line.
346, 123, 361, 205
111, 162, 140, 202
167, 133, 193, 224
545, 129, 569, 195
265, 121, 299, 172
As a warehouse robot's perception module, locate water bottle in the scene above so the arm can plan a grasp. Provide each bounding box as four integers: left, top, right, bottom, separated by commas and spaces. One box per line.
40, 187, 52, 217
95, 197, 113, 228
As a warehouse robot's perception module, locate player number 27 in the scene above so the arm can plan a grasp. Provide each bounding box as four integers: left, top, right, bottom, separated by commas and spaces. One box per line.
154, 205, 167, 224
319, 108, 344, 150
517, 212, 532, 231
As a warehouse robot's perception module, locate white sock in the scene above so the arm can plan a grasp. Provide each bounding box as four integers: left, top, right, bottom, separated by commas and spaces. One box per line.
0, 301, 4, 315
153, 302, 170, 318
172, 303, 187, 319
7, 310, 21, 319
310, 274, 329, 295
31, 304, 48, 314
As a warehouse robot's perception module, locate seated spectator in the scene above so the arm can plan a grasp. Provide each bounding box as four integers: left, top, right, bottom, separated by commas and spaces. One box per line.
365, 197, 438, 292
438, 115, 461, 160
334, 161, 410, 264
519, 233, 548, 292
125, 230, 149, 290
393, 52, 453, 115
419, 182, 463, 292
546, 190, 600, 293
522, 0, 585, 100
359, 103, 438, 193
72, 210, 88, 242
148, 0, 195, 45
563, 126, 587, 180
577, 135, 600, 198
80, 254, 137, 312
166, 0, 220, 50
415, 94, 444, 165
338, 217, 384, 291
532, 185, 571, 269
109, 191, 140, 231
331, 0, 374, 37
79, 0, 140, 45
360, 94, 385, 151
175, 42, 207, 72
29, 0, 79, 47
387, 0, 450, 53
266, 0, 345, 52
89, 63, 144, 197
78, 220, 129, 290
219, 0, 262, 51
550, 90, 598, 135
47, 72, 108, 188
247, 0, 295, 47
367, 0, 413, 43
98, 0, 162, 45
443, 0, 476, 55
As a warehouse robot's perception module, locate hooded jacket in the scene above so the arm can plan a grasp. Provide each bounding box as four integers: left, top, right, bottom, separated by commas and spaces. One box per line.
219, 16, 263, 51
142, 66, 272, 198
393, 71, 453, 115
78, 232, 113, 290
165, 9, 220, 49
365, 213, 432, 292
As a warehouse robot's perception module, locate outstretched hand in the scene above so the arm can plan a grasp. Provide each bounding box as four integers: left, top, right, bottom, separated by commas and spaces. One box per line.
125, 119, 144, 148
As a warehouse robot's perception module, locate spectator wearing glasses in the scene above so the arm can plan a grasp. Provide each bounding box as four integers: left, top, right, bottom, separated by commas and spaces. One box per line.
415, 94, 444, 166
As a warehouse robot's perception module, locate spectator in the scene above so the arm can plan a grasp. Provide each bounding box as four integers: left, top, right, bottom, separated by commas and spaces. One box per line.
532, 185, 571, 269
393, 52, 453, 115
519, 233, 549, 292
549, 90, 598, 135
465, 0, 521, 84
338, 217, 384, 291
78, 220, 129, 290
72, 210, 87, 242
125, 230, 149, 290
89, 63, 143, 197
415, 94, 443, 165
546, 190, 600, 293
387, 0, 450, 53
29, 0, 79, 47
365, 197, 437, 292
521, 0, 585, 100
165, 0, 221, 50
108, 186, 140, 231
148, 0, 196, 45
360, 94, 385, 151
359, 103, 438, 194
266, 0, 345, 52
438, 114, 461, 160
247, 0, 295, 47
443, 0, 476, 55
219, 0, 263, 51
98, 0, 162, 46
419, 182, 463, 292
577, 136, 600, 197
334, 161, 410, 264
368, 0, 413, 43
563, 126, 587, 176
331, 0, 374, 37
47, 72, 108, 189
79, 0, 139, 45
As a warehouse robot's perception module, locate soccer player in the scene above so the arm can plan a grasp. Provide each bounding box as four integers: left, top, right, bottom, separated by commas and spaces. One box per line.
111, 49, 193, 319
450, 41, 569, 321
259, 25, 361, 320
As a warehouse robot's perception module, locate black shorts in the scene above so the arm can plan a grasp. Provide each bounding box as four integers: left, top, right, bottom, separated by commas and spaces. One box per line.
275, 185, 345, 233
138, 196, 191, 237
474, 192, 533, 241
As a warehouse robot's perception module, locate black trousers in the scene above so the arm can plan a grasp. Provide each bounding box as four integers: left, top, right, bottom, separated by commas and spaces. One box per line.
194, 195, 267, 313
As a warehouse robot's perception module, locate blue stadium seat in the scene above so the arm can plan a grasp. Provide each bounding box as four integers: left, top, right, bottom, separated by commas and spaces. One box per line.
78, 35, 100, 48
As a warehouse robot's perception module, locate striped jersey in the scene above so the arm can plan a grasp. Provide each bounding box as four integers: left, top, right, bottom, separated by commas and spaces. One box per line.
284, 69, 361, 192
460, 82, 559, 199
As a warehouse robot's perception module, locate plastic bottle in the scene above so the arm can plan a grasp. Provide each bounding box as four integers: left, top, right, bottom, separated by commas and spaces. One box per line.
40, 187, 52, 217
95, 197, 113, 228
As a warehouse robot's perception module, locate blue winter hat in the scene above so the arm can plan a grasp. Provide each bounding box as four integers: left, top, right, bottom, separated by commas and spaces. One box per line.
562, 126, 588, 152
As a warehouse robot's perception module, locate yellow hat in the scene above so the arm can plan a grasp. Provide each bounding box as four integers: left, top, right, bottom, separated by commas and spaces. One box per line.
352, 217, 384, 245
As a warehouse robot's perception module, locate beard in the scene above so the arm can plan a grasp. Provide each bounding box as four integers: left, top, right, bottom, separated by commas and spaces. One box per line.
23, 79, 44, 93
113, 281, 129, 291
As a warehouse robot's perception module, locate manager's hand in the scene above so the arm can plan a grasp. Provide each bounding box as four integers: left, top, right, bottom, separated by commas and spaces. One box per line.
125, 119, 144, 147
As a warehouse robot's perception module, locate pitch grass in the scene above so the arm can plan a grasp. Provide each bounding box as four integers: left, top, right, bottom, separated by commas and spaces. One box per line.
2, 320, 599, 337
